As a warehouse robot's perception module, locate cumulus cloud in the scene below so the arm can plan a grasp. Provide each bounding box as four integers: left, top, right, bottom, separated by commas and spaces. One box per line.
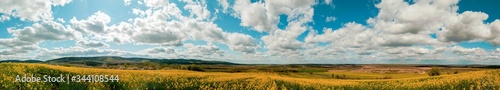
0, 18, 79, 56
306, 23, 366, 43
103, 2, 258, 53
181, 0, 211, 20
1, 21, 81, 48
302, 0, 500, 62
140, 47, 175, 54
262, 35, 304, 53
132, 28, 185, 46
70, 11, 111, 34
488, 20, 500, 45
365, 0, 500, 45
217, 0, 230, 13
143, 0, 169, 8
385, 47, 433, 57
0, 0, 72, 21
51, 0, 72, 6
375, 33, 440, 47
232, 0, 273, 32
438, 11, 491, 42
450, 46, 487, 55
100, 22, 135, 44
76, 40, 109, 48
0, 45, 39, 55
231, 0, 316, 32
361, 0, 459, 47
228, 0, 317, 55
0, 39, 33, 48
305, 22, 376, 49
226, 33, 259, 53
37, 47, 133, 58
182, 43, 225, 57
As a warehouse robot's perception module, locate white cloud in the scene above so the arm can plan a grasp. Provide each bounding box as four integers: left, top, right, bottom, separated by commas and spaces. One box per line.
233, 0, 274, 32
0, 15, 10, 22
0, 39, 32, 48
51, 0, 72, 6
370, 0, 458, 34
132, 27, 185, 46
305, 22, 367, 43
226, 33, 259, 53
262, 35, 304, 53
181, 0, 211, 20
56, 18, 65, 23
301, 0, 496, 62
0, 0, 72, 22
38, 47, 134, 58
0, 45, 39, 55
140, 47, 175, 54
106, 2, 260, 54
375, 33, 440, 47
488, 20, 500, 45
76, 40, 109, 48
325, 16, 336, 22
143, 0, 169, 8
99, 22, 135, 44
5, 21, 81, 46
217, 0, 230, 13
124, 0, 131, 6
230, 0, 317, 54
450, 46, 487, 56
384, 47, 433, 57
369, 0, 500, 46
364, 0, 460, 48
182, 43, 225, 57
231, 0, 317, 33
438, 11, 491, 42
0, 20, 79, 55
70, 11, 111, 34
325, 0, 332, 5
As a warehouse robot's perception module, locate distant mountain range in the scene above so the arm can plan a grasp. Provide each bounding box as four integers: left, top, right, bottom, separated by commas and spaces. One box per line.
0, 56, 238, 66
0, 60, 43, 63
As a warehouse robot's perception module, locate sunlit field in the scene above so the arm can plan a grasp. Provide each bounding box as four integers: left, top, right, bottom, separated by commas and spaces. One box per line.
1, 63, 499, 90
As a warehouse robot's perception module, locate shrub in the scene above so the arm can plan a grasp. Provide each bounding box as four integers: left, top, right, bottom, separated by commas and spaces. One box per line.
187, 65, 205, 72
428, 67, 441, 76
382, 76, 393, 79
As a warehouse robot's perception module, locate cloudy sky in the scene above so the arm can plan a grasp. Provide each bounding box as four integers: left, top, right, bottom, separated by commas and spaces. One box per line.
1, 0, 500, 64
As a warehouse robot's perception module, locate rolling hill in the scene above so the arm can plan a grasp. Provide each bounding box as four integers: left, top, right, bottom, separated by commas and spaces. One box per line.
0, 56, 237, 66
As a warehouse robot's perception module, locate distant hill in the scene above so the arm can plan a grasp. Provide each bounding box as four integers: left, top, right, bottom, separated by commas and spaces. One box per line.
45, 56, 238, 66
0, 60, 43, 63
0, 56, 238, 66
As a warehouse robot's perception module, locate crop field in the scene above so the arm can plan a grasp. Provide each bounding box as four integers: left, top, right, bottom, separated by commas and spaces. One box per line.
1, 63, 500, 90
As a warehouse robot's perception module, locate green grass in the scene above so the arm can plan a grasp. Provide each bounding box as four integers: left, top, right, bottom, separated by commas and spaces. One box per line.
326, 71, 427, 79
277, 71, 427, 80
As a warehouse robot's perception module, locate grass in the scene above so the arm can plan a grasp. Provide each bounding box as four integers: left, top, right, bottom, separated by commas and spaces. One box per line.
1, 63, 499, 89
326, 71, 427, 79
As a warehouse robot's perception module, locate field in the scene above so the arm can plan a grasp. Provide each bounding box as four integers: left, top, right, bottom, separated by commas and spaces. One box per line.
1, 63, 500, 90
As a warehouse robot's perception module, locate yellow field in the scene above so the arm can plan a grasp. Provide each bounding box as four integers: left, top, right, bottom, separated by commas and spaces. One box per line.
1, 63, 499, 90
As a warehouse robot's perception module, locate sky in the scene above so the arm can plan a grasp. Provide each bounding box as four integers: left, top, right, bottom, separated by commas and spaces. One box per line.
1, 0, 500, 64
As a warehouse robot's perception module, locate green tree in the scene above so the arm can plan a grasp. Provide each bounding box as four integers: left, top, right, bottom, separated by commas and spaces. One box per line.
187, 65, 204, 72
428, 67, 441, 76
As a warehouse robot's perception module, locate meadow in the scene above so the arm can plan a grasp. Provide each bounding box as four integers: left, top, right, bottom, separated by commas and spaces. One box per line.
1, 63, 499, 90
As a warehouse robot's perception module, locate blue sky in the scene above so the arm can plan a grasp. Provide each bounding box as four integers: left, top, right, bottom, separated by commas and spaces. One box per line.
1, 0, 500, 64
